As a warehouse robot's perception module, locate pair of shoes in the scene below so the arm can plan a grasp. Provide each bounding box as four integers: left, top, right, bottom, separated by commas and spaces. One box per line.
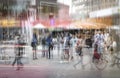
20, 66, 24, 69
12, 64, 14, 67
48, 57, 51, 59
33, 58, 37, 60
81, 54, 83, 56
20, 64, 24, 68
110, 64, 114, 67
16, 68, 20, 71
73, 65, 76, 69
82, 65, 85, 69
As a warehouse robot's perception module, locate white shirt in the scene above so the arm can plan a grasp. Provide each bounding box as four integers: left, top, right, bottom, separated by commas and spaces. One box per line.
112, 41, 117, 48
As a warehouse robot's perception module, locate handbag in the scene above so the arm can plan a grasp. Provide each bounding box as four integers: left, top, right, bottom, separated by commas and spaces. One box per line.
110, 47, 113, 51
93, 50, 100, 59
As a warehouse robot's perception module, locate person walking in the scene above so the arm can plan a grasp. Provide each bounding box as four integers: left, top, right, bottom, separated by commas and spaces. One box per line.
73, 35, 85, 69
110, 38, 117, 67
46, 34, 53, 59
41, 36, 46, 57
12, 36, 24, 70
31, 33, 38, 60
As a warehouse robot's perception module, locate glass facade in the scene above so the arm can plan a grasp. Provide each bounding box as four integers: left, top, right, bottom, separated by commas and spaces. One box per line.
89, 0, 119, 11
72, 0, 120, 25
0, 0, 30, 19
39, 3, 58, 19
72, 0, 119, 12
36, 0, 58, 19
0, 0, 32, 42
71, 0, 120, 51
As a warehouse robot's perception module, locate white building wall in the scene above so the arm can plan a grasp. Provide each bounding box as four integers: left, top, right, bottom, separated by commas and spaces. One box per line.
57, 0, 72, 14
57, 0, 71, 6
89, 7, 119, 18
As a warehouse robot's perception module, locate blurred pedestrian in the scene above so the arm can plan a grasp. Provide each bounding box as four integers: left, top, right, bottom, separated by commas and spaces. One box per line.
73, 35, 84, 69
31, 33, 38, 60
41, 36, 46, 57
12, 36, 24, 70
46, 34, 53, 59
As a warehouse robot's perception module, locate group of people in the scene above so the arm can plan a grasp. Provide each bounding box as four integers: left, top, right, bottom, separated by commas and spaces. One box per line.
40, 32, 93, 62
93, 31, 117, 55
12, 30, 117, 70
93, 31, 117, 66
31, 32, 53, 59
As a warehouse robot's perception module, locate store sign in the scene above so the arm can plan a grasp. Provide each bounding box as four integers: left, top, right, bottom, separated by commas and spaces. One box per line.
90, 7, 119, 18
0, 19, 20, 27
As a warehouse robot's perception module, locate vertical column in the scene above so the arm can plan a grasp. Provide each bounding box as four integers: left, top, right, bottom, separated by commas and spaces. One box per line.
0, 28, 3, 40
21, 20, 25, 34
31, 0, 36, 5
30, 0, 36, 20
119, 0, 120, 8
27, 0, 36, 44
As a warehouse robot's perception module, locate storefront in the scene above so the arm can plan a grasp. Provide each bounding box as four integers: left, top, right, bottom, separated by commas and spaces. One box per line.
0, 0, 35, 64
0, 19, 20, 41
0, 19, 32, 64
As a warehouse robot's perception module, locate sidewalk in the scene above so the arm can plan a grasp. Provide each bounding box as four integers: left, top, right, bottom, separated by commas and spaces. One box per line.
0, 45, 119, 71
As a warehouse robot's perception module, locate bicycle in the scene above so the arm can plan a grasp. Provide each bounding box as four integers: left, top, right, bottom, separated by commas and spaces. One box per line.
92, 52, 108, 70
93, 50, 120, 70
61, 48, 70, 61
109, 52, 120, 69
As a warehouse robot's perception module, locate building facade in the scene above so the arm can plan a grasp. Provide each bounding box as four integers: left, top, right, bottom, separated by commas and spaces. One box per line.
0, 0, 33, 42
36, 0, 58, 20
32, 0, 71, 28
71, 0, 120, 51
0, 0, 71, 40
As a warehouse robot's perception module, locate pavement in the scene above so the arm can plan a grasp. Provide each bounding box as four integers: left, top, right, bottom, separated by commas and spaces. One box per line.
0, 62, 120, 78
0, 45, 120, 78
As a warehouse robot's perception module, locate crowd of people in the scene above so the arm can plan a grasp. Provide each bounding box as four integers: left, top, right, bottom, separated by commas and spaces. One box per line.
3, 29, 117, 70
37, 30, 117, 69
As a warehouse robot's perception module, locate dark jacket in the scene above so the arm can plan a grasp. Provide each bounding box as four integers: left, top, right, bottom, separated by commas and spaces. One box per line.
31, 34, 38, 47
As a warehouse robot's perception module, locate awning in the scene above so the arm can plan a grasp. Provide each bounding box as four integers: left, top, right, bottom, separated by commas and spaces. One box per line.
32, 23, 46, 29
32, 19, 72, 29
73, 17, 112, 29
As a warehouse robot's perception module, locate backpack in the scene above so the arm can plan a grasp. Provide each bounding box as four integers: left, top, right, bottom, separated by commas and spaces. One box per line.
66, 40, 70, 46
18, 37, 26, 45
76, 40, 82, 55
42, 38, 46, 45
